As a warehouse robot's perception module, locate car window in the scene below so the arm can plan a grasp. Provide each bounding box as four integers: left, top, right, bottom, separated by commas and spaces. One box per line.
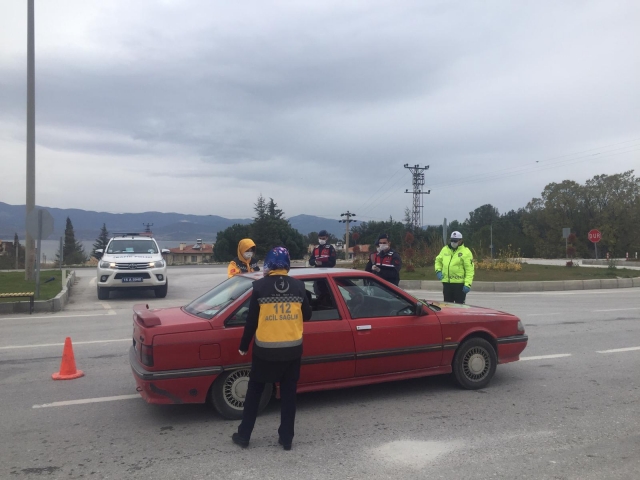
226, 298, 251, 326
334, 277, 415, 319
302, 279, 340, 321
184, 276, 253, 319
224, 278, 341, 326
107, 239, 158, 254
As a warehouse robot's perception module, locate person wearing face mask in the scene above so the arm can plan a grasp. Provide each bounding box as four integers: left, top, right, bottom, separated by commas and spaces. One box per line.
227, 238, 261, 278
365, 233, 402, 286
435, 231, 474, 304
309, 230, 337, 268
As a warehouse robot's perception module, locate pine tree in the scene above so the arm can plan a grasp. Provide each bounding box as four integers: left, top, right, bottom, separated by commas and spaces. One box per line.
63, 217, 87, 265
92, 223, 109, 257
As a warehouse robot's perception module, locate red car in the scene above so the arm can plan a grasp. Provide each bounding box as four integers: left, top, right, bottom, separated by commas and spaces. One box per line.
130, 268, 527, 419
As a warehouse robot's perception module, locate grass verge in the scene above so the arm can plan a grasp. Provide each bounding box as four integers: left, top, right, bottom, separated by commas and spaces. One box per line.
0, 270, 67, 302
400, 263, 640, 282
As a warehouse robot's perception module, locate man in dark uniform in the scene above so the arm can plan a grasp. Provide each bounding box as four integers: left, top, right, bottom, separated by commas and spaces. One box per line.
365, 233, 402, 286
232, 247, 312, 451
309, 229, 337, 267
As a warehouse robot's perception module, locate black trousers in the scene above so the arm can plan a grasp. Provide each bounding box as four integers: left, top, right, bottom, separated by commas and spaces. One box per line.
237, 359, 299, 444
442, 282, 467, 304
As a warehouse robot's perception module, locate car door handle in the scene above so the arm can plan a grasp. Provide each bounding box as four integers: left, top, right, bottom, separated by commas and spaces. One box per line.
356, 325, 372, 331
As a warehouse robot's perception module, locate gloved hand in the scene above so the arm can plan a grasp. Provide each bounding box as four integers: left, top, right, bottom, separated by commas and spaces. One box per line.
462, 285, 470, 294
436, 271, 443, 281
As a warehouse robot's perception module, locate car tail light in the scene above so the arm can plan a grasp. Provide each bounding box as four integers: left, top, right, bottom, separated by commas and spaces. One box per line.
140, 344, 154, 367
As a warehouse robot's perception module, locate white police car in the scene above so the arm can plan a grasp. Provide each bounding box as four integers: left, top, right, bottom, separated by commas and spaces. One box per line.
94, 234, 169, 300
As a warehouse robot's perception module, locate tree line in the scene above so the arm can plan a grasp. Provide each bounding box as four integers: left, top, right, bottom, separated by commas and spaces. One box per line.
349, 171, 640, 260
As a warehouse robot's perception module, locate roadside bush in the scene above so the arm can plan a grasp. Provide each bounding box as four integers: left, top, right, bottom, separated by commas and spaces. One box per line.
475, 244, 523, 272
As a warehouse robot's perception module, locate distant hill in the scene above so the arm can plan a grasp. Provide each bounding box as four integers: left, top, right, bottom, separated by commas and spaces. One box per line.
0, 202, 343, 241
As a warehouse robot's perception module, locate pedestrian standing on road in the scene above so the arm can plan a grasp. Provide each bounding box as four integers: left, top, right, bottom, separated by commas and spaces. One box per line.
227, 238, 260, 278
435, 231, 475, 304
365, 233, 402, 286
232, 246, 312, 451
309, 230, 337, 268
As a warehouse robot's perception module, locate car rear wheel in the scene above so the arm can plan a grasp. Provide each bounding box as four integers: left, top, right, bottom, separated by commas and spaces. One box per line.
97, 286, 110, 300
452, 337, 497, 390
154, 281, 168, 298
210, 369, 273, 420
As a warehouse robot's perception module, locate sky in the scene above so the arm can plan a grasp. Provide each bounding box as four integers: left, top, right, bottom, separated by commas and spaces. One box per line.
0, 0, 638, 226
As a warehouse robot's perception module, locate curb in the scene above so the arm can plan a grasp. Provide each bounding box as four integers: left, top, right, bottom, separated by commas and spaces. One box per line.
398, 277, 640, 292
0, 271, 76, 315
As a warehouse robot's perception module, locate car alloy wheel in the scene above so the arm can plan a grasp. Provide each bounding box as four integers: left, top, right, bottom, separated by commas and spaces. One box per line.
452, 337, 497, 390
223, 369, 251, 410
210, 369, 273, 420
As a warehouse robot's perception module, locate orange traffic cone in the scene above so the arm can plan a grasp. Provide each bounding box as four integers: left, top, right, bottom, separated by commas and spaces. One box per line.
52, 337, 84, 380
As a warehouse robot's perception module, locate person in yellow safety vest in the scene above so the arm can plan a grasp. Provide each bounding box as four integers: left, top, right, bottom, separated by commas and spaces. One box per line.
435, 231, 474, 304
228, 239, 261, 278
232, 246, 312, 451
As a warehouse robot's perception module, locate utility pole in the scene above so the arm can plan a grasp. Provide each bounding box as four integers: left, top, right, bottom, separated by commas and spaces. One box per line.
339, 211, 357, 261
143, 223, 154, 234
404, 164, 430, 230
25, 0, 36, 280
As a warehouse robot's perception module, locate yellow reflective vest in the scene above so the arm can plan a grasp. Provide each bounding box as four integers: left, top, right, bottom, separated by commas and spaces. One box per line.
435, 244, 474, 286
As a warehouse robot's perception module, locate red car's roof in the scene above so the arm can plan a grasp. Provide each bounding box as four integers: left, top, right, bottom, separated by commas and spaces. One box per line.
239, 267, 365, 280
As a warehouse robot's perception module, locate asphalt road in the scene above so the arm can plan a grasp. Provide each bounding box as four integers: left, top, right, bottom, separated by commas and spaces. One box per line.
1, 266, 639, 480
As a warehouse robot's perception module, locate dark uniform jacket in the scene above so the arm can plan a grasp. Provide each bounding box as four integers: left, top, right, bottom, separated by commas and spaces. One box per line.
365, 249, 402, 286
240, 272, 312, 362
309, 244, 337, 268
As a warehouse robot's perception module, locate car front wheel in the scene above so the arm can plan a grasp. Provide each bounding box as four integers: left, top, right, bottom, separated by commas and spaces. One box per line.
97, 286, 110, 300
154, 281, 168, 298
210, 369, 273, 420
452, 337, 497, 390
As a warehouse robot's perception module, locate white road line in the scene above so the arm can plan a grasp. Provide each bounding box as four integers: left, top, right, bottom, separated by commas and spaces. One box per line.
0, 311, 117, 322
0, 338, 130, 350
527, 313, 560, 317
99, 301, 116, 315
593, 307, 640, 312
597, 346, 640, 354
33, 394, 139, 409
520, 354, 572, 361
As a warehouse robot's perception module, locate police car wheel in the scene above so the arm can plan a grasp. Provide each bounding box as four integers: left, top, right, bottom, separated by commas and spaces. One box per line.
210, 369, 273, 420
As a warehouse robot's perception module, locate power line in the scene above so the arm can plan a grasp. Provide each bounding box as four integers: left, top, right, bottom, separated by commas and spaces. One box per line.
404, 164, 430, 230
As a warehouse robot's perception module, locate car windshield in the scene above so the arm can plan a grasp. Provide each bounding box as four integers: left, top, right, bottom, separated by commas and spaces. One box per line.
184, 275, 254, 319
107, 239, 158, 254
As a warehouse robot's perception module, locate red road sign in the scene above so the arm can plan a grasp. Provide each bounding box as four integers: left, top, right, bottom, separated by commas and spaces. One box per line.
588, 229, 601, 243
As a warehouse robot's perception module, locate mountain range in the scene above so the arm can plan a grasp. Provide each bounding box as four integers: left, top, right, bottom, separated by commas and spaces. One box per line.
0, 202, 344, 241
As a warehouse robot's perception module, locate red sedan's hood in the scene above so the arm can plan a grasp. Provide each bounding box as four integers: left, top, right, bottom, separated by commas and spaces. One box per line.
425, 301, 516, 318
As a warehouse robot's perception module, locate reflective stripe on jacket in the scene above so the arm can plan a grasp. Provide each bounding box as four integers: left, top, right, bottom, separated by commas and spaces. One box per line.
435, 244, 474, 286
240, 271, 312, 362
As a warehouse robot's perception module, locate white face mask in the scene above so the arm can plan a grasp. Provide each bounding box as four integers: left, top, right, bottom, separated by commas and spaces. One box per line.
378, 244, 389, 252
450, 241, 459, 248
243, 252, 254, 260
318, 239, 326, 245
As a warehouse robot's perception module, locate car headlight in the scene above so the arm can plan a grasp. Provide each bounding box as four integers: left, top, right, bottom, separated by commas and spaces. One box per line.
517, 320, 525, 332
100, 261, 115, 269
149, 260, 165, 268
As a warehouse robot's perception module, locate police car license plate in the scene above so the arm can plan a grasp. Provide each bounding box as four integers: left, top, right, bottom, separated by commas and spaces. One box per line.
122, 277, 143, 283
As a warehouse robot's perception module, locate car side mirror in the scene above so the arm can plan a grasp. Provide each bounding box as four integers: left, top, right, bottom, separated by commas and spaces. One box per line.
416, 301, 427, 316
161, 249, 170, 255
94, 249, 103, 259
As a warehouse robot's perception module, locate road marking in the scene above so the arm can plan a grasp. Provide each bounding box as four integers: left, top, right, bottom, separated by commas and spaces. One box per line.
527, 313, 560, 317
33, 394, 139, 409
0, 311, 117, 322
89, 277, 97, 286
99, 301, 116, 315
594, 307, 640, 312
597, 346, 640, 354
520, 354, 572, 361
0, 338, 130, 350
